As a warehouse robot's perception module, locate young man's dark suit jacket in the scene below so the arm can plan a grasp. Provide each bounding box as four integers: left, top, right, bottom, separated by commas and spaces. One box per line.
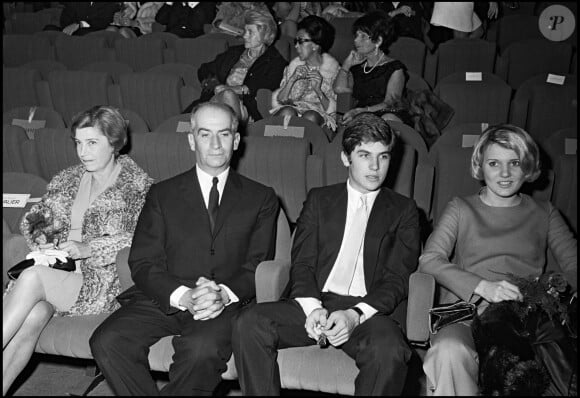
234, 182, 421, 395
90, 167, 279, 395
288, 183, 421, 318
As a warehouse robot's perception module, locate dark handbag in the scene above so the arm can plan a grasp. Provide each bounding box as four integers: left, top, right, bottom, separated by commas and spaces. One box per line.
7, 256, 76, 280
429, 300, 476, 334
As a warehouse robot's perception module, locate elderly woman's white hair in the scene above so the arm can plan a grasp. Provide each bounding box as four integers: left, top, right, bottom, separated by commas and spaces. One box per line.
244, 9, 278, 46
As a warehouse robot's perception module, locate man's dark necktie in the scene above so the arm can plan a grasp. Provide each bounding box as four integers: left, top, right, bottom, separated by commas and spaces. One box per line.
208, 176, 219, 232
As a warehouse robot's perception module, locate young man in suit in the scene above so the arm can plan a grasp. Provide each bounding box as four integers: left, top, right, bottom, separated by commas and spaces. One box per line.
232, 112, 421, 395
89, 102, 279, 395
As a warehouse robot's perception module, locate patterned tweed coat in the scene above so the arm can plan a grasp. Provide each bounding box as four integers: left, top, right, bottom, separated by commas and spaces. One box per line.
18, 155, 153, 316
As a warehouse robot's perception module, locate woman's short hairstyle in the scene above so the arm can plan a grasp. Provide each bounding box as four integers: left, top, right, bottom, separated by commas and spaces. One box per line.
352, 10, 397, 54
297, 15, 335, 54
342, 112, 396, 157
471, 124, 541, 182
70, 105, 128, 157
245, 9, 278, 46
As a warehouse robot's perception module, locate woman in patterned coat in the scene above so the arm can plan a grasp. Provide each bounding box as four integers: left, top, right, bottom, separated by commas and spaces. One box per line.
2, 105, 153, 395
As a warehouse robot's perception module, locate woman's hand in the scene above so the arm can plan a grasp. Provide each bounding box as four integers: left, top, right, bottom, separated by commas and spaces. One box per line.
474, 279, 523, 303
341, 107, 364, 124
307, 69, 323, 91
58, 240, 91, 260
342, 50, 365, 71
292, 65, 310, 81
488, 2, 499, 19
394, 5, 415, 18
63, 23, 80, 35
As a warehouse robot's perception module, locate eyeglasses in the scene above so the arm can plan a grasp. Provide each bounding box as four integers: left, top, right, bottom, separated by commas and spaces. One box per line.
294, 38, 313, 45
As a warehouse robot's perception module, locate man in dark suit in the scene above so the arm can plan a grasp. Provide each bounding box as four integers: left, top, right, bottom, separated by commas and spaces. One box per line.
89, 102, 279, 395
58, 2, 120, 35
232, 113, 421, 395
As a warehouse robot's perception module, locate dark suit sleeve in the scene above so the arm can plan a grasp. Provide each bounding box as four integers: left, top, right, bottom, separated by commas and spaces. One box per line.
223, 187, 279, 302
128, 184, 181, 314
155, 3, 173, 25
288, 189, 323, 300
363, 199, 421, 314
60, 3, 80, 27
85, 3, 119, 31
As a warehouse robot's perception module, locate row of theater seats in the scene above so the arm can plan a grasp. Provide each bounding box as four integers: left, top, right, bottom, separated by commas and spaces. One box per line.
4, 118, 577, 236
3, 26, 577, 91
4, 63, 576, 146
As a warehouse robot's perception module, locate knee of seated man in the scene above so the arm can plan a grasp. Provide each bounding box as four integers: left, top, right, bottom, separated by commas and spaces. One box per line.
360, 327, 411, 364
302, 110, 323, 126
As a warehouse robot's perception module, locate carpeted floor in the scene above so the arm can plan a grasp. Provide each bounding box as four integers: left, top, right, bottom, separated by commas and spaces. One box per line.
8, 352, 426, 396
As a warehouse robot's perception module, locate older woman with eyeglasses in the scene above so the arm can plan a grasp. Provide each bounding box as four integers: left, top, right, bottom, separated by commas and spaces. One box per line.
271, 15, 339, 131
184, 9, 288, 123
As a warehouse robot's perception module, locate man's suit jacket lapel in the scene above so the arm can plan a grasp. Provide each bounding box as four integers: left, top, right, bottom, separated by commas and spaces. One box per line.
319, 186, 348, 285
178, 168, 212, 233
212, 170, 242, 237
363, 188, 392, 287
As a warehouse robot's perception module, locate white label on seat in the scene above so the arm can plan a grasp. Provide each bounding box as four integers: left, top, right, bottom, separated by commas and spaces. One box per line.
264, 125, 304, 138
465, 72, 482, 81
546, 74, 565, 85
462, 134, 480, 148
3, 194, 30, 208
176, 121, 191, 133
12, 119, 46, 130
564, 138, 577, 155
480, 122, 489, 132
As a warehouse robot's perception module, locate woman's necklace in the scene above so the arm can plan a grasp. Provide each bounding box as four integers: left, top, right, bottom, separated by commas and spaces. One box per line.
363, 52, 385, 74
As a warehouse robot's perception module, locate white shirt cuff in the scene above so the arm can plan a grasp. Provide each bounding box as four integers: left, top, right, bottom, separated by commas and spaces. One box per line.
80, 20, 90, 28
170, 285, 190, 310
219, 284, 239, 306
294, 297, 323, 317
354, 302, 378, 324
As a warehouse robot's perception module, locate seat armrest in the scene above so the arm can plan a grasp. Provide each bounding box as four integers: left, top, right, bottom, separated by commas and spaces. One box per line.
115, 246, 134, 291
336, 92, 353, 114
255, 259, 291, 303
406, 272, 435, 347
3, 233, 30, 289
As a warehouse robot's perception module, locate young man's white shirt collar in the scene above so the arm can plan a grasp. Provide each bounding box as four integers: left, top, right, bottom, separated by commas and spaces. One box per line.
294, 178, 381, 323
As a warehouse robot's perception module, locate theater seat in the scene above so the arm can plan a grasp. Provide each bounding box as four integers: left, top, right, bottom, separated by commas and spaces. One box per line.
3, 67, 42, 112
2, 172, 48, 234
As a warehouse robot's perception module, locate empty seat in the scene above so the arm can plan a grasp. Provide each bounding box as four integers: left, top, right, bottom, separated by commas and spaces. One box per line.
3, 67, 41, 112
7, 11, 51, 34
236, 136, 321, 224
118, 108, 150, 136
496, 39, 573, 89
174, 36, 229, 69
3, 172, 48, 234
146, 63, 200, 90
115, 38, 165, 72
434, 72, 512, 128
152, 114, 192, 134
47, 70, 112, 125
495, 14, 543, 53
389, 36, 427, 77
245, 115, 330, 155
3, 124, 29, 173
3, 106, 66, 135
54, 35, 115, 70
118, 73, 184, 131
85, 30, 124, 48
126, 132, 196, 182
80, 61, 134, 84
3, 34, 54, 66
21, 127, 79, 181
21, 59, 67, 81
435, 38, 497, 85
510, 73, 577, 141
